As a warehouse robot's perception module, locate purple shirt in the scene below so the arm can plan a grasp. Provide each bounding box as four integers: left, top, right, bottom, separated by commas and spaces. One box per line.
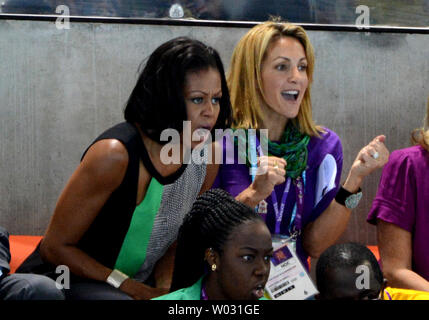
213, 128, 343, 269
367, 145, 429, 281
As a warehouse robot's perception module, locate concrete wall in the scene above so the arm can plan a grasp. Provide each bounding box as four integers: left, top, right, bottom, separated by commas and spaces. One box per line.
0, 20, 428, 244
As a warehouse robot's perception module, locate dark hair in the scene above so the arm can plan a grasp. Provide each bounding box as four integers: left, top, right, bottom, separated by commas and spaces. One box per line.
170, 188, 263, 291
316, 242, 383, 296
124, 37, 232, 144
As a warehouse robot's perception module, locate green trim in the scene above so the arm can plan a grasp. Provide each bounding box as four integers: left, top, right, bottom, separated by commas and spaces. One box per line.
114, 178, 163, 277
235, 124, 310, 179
152, 277, 204, 300
152, 276, 270, 300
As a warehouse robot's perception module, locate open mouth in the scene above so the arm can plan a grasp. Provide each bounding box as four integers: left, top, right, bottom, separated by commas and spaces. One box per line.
251, 284, 265, 299
281, 90, 299, 101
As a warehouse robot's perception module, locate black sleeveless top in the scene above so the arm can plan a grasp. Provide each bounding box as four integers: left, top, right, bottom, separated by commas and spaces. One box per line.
16, 122, 187, 281
78, 122, 187, 269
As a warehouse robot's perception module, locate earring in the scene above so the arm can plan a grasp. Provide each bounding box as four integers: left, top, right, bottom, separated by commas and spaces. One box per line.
211, 264, 217, 272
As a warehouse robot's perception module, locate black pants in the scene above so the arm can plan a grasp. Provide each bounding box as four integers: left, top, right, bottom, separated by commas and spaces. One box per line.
0, 226, 65, 300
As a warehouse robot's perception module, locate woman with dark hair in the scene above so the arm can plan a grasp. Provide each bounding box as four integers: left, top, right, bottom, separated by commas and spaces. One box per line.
154, 188, 273, 300
16, 37, 232, 300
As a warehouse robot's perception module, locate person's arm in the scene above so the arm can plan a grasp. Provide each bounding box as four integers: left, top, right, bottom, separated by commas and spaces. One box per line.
198, 137, 287, 207
0, 227, 11, 272
203, 156, 286, 208
377, 220, 429, 292
152, 241, 177, 290
40, 139, 166, 299
302, 135, 389, 258
199, 141, 223, 195
200, 162, 220, 195
235, 156, 287, 208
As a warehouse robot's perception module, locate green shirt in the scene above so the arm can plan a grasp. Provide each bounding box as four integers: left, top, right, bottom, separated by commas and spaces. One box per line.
153, 277, 204, 300
152, 277, 268, 300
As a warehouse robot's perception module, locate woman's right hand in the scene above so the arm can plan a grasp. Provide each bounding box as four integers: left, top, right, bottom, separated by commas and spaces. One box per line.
236, 156, 286, 208
120, 278, 168, 300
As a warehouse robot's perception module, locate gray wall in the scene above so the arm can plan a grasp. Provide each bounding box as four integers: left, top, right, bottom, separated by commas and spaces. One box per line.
0, 20, 428, 245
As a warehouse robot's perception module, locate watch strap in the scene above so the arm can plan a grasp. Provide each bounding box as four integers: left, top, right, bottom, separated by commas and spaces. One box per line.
335, 186, 362, 206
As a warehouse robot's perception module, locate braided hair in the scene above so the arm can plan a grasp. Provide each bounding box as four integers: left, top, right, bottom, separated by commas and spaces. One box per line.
170, 188, 263, 292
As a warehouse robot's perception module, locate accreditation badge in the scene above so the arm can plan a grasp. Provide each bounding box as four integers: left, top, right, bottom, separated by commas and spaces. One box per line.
265, 238, 318, 300
257, 199, 268, 214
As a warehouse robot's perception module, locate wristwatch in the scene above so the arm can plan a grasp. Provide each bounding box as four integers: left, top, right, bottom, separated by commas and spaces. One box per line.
335, 186, 362, 209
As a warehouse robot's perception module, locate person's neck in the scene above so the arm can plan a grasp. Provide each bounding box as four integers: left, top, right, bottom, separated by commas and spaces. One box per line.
136, 124, 183, 177
259, 103, 288, 141
204, 274, 226, 300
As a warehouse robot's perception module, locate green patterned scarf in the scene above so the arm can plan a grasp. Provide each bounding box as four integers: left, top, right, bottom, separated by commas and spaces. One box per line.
234, 124, 310, 179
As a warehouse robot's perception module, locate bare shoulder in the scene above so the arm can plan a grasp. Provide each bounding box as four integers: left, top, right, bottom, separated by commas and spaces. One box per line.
79, 139, 129, 187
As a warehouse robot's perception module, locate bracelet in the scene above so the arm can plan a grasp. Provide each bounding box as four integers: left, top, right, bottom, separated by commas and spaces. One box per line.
106, 269, 129, 289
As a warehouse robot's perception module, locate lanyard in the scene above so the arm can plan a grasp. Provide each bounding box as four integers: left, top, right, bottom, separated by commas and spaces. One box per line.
272, 177, 291, 234
250, 133, 305, 236
272, 172, 305, 235
201, 284, 208, 300
290, 173, 305, 234
248, 129, 258, 183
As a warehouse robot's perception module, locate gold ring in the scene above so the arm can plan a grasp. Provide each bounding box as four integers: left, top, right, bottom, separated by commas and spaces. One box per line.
273, 161, 279, 169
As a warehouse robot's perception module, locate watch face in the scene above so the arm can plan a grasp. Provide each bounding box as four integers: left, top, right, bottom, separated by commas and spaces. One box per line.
345, 192, 363, 209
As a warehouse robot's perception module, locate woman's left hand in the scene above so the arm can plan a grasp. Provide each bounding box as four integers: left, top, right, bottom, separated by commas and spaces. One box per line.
343, 135, 389, 192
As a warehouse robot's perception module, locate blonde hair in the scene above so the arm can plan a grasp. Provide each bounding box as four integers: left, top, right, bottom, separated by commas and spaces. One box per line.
227, 21, 323, 136
411, 97, 429, 151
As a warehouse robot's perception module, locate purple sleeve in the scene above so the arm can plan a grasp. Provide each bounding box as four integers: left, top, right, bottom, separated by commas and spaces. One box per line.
211, 167, 221, 188
210, 136, 229, 190
367, 150, 416, 232
210, 135, 251, 196
306, 129, 343, 223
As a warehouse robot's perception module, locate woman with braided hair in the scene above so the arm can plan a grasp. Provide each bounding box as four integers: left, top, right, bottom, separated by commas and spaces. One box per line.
207, 21, 390, 271
153, 188, 273, 300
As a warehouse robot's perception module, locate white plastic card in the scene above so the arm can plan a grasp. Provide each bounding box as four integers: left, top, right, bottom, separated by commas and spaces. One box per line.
265, 241, 319, 300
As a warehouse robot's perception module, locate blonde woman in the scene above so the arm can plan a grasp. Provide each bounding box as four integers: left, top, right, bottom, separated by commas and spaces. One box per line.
210, 21, 389, 270
368, 97, 429, 292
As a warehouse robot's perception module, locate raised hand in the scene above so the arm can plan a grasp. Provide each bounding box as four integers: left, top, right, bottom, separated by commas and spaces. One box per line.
250, 156, 287, 201
343, 135, 389, 192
